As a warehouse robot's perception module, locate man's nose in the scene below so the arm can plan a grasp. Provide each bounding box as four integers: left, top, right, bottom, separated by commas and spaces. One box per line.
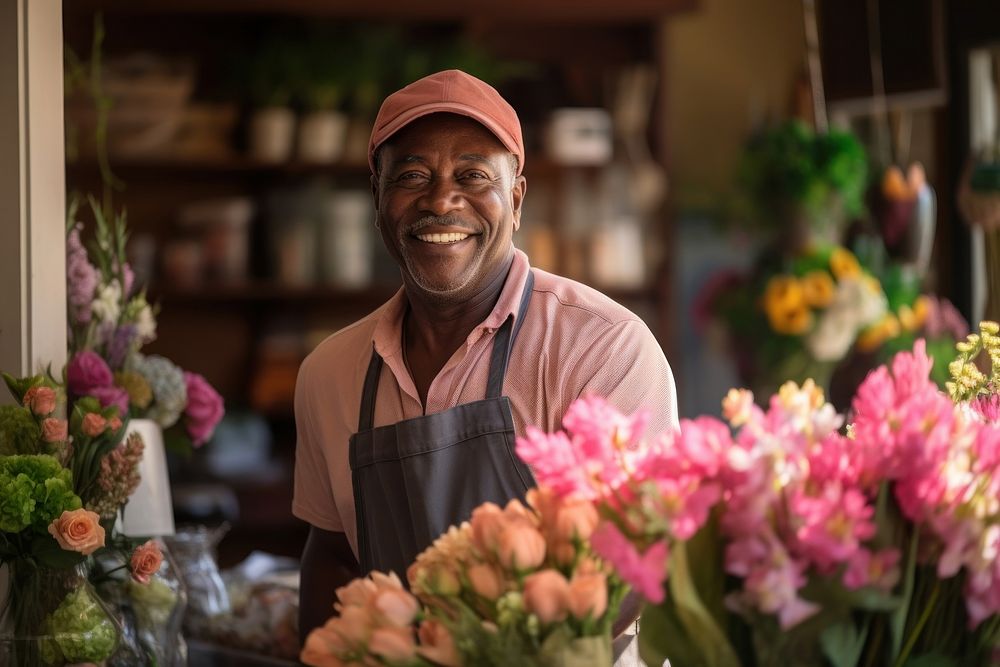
417, 177, 464, 217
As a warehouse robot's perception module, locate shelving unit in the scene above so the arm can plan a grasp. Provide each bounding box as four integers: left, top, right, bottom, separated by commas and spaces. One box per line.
63, 0, 694, 566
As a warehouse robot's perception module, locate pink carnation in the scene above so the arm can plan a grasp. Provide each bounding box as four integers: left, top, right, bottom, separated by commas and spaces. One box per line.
183, 371, 224, 447
590, 521, 668, 603
66, 351, 113, 397
89, 384, 129, 417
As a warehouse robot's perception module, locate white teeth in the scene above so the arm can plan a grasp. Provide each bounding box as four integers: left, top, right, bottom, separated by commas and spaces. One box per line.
415, 232, 470, 244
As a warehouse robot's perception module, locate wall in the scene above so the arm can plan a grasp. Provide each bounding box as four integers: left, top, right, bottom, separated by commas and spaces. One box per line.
0, 0, 67, 391
665, 0, 806, 210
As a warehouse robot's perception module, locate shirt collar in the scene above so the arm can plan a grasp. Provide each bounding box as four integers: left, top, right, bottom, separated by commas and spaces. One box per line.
371, 248, 531, 359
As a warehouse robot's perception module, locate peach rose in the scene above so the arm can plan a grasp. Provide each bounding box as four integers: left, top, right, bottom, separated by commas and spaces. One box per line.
497, 520, 546, 570
373, 588, 420, 628
107, 416, 123, 432
467, 563, 505, 600
554, 500, 599, 543
470, 503, 505, 553
48, 509, 105, 555
41, 418, 68, 443
335, 577, 377, 608
369, 626, 416, 662
417, 619, 461, 667
523, 569, 570, 623
130, 540, 164, 584
300, 625, 350, 667
567, 572, 608, 620
81, 413, 107, 437
24, 386, 57, 416
334, 606, 373, 645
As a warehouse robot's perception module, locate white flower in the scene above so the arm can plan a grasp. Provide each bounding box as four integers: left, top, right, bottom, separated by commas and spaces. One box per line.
90, 280, 122, 324
806, 278, 887, 361
806, 306, 857, 361
135, 304, 157, 343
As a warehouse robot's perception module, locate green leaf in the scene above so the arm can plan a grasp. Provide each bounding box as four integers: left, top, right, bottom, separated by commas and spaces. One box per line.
820, 619, 870, 667
902, 653, 958, 667
659, 542, 741, 667
29, 534, 86, 569
639, 599, 716, 667
890, 530, 920, 659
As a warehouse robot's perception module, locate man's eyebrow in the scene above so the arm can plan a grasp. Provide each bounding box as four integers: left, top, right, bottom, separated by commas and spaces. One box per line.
458, 153, 494, 165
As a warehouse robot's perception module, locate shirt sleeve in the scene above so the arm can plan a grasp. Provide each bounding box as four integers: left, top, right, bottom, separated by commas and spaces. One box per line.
292, 353, 345, 532
567, 318, 680, 439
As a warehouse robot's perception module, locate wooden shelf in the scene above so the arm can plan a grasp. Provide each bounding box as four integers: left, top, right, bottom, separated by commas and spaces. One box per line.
827, 88, 948, 120
66, 155, 602, 180
67, 0, 697, 21
152, 282, 401, 306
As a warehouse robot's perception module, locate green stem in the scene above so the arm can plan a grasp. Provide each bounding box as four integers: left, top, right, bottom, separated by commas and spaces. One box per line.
893, 579, 941, 667
862, 615, 886, 667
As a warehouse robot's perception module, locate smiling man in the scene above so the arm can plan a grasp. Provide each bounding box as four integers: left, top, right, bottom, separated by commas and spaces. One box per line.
293, 70, 678, 663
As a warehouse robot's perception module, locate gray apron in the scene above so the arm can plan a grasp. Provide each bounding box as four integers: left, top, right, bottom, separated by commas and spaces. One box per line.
348, 271, 536, 579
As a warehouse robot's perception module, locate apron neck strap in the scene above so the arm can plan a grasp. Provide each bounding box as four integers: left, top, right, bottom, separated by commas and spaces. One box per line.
485, 270, 534, 399
358, 270, 535, 430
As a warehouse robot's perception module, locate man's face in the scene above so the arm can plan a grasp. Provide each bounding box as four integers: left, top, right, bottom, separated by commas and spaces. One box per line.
373, 113, 525, 301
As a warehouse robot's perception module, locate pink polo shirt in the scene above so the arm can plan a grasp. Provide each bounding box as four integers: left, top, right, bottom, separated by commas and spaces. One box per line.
292, 249, 678, 558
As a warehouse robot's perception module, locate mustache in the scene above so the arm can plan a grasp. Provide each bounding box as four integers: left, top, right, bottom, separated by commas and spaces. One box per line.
405, 215, 480, 235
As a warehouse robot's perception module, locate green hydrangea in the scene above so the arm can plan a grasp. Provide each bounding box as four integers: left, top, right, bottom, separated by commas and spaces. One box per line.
127, 576, 178, 628
0, 405, 42, 455
0, 455, 81, 533
132, 354, 187, 428
40, 585, 118, 664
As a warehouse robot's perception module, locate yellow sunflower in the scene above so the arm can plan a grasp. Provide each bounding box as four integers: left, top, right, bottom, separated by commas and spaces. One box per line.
829, 248, 861, 280
800, 270, 836, 308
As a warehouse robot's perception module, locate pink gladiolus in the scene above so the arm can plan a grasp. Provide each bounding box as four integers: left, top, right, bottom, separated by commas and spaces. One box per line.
183, 371, 224, 446
792, 484, 875, 570
843, 548, 901, 591
591, 521, 668, 603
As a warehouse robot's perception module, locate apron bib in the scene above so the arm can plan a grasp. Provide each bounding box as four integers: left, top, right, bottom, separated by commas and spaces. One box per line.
349, 272, 536, 578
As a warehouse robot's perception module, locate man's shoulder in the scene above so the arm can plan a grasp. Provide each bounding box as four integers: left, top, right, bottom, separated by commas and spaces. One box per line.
300, 308, 382, 377
530, 268, 643, 328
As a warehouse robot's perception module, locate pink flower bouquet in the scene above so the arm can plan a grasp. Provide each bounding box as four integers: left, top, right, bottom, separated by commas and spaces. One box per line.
301, 488, 628, 667
517, 334, 1000, 666
66, 197, 224, 451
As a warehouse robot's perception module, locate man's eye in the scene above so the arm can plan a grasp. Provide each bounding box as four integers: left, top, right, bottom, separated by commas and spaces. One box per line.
461, 171, 489, 180
396, 171, 428, 182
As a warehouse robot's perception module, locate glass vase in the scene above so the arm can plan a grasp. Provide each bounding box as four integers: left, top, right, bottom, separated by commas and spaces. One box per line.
0, 560, 122, 667
93, 539, 188, 667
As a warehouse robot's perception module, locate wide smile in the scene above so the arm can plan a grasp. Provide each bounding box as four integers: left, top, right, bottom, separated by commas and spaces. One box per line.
414, 232, 471, 244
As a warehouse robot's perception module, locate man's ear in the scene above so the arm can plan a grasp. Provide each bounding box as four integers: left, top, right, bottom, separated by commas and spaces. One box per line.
370, 174, 380, 212
511, 175, 526, 232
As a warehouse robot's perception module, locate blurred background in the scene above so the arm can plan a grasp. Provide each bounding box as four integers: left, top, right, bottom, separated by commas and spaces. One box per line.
58, 0, 1000, 645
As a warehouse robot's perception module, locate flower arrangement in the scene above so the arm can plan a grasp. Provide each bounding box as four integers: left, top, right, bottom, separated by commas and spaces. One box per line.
516, 333, 1000, 666
66, 197, 224, 451
301, 488, 628, 667
0, 373, 165, 666
738, 121, 868, 246
707, 244, 887, 399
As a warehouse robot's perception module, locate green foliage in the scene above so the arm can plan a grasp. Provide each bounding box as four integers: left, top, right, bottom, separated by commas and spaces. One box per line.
41, 585, 119, 663
739, 121, 869, 234
0, 405, 42, 456
0, 455, 81, 534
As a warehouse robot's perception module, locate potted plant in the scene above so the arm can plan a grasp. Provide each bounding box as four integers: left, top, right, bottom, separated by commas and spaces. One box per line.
243, 34, 298, 163
739, 120, 869, 253
293, 32, 350, 164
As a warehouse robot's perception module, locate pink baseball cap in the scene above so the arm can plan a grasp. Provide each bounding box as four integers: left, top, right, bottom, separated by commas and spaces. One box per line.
368, 69, 524, 176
